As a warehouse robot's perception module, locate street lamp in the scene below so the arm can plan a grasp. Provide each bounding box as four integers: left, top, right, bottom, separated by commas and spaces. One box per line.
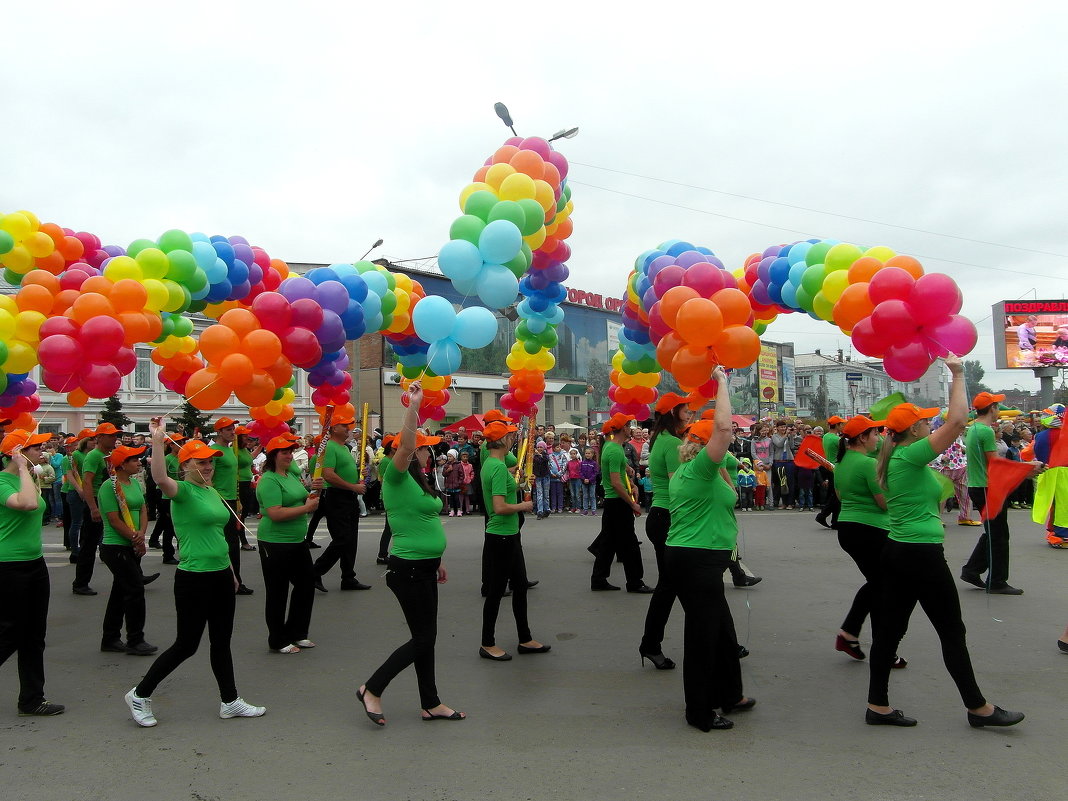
494, 103, 517, 136
360, 238, 384, 260
549, 127, 579, 142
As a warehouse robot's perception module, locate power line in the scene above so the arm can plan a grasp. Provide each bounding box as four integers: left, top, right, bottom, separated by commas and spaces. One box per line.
570, 180, 1068, 283
571, 161, 1068, 259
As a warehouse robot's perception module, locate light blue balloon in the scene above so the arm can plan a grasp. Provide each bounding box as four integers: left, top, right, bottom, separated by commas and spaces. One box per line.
452, 306, 498, 349
787, 241, 811, 267
517, 299, 533, 317
189, 231, 210, 243
452, 274, 480, 297
438, 239, 483, 282
477, 220, 522, 265
477, 264, 519, 308
427, 339, 462, 376
546, 306, 565, 325
205, 257, 227, 284
362, 290, 382, 318
525, 316, 547, 334
365, 312, 384, 333
192, 241, 218, 271
362, 270, 388, 297
781, 282, 798, 309
413, 295, 457, 343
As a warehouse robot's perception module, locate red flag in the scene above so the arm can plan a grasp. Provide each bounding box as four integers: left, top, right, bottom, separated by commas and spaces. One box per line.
794, 435, 826, 469
982, 457, 1035, 520
1047, 427, 1068, 469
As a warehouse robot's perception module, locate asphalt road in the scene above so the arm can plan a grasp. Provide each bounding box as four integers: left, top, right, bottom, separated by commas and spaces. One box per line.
1, 506, 1064, 801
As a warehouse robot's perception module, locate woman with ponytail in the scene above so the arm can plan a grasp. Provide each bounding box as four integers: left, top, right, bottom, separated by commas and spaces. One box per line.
865, 355, 1024, 729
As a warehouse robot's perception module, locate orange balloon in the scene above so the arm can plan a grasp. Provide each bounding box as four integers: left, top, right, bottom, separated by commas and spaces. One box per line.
198, 325, 241, 365
509, 149, 545, 180
52, 289, 79, 315
655, 332, 685, 370
492, 145, 520, 164
111, 279, 149, 312
264, 355, 293, 388
847, 256, 883, 284
187, 368, 234, 411
67, 390, 90, 409
675, 298, 724, 347
319, 402, 354, 423
16, 285, 55, 314
671, 344, 713, 388
241, 329, 283, 369
57, 235, 85, 261
833, 282, 876, 333
81, 276, 115, 297
143, 312, 163, 342
38, 222, 64, 245
118, 311, 152, 346
885, 255, 924, 279
711, 288, 752, 328
220, 353, 255, 386
473, 165, 490, 183
68, 292, 115, 324
659, 286, 700, 328
541, 162, 561, 190
219, 308, 260, 338
712, 325, 761, 368
34, 251, 65, 274
20, 269, 61, 294
554, 217, 573, 240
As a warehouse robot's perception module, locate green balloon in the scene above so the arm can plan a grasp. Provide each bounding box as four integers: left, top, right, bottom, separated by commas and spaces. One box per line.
3, 268, 23, 286
539, 328, 559, 349
0, 230, 14, 255
355, 260, 376, 274
187, 299, 207, 314
515, 321, 530, 340
488, 200, 527, 230
173, 316, 194, 337
126, 238, 157, 258
523, 338, 541, 355
804, 242, 831, 267
400, 364, 424, 379
503, 250, 529, 279
379, 291, 397, 316
621, 358, 641, 375
166, 249, 198, 283
449, 214, 486, 245
824, 242, 863, 272
463, 190, 498, 222
795, 285, 814, 313
379, 312, 393, 331
157, 229, 194, 254
186, 267, 209, 294
379, 268, 396, 291
800, 264, 826, 295
0, 342, 8, 370
637, 355, 658, 373
159, 318, 175, 339
272, 388, 285, 401
516, 199, 546, 236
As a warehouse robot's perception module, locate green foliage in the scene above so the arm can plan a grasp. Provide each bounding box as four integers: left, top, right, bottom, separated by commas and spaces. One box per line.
175, 401, 212, 439
963, 360, 993, 397
99, 396, 132, 430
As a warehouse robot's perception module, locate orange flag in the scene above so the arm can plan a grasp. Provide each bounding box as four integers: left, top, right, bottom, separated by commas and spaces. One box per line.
1047, 428, 1068, 469
982, 457, 1035, 520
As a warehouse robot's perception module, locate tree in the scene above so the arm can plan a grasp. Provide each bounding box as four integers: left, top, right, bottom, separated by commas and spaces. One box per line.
586, 357, 610, 408
963, 360, 993, 397
100, 395, 132, 430
175, 401, 213, 439
811, 379, 830, 420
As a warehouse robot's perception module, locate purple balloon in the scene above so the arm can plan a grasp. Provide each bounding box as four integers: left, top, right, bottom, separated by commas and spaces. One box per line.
279, 276, 318, 302
762, 244, 782, 258
674, 250, 707, 269
642, 286, 658, 310
326, 370, 347, 386
232, 243, 254, 266
646, 255, 676, 281
547, 151, 569, 179
228, 235, 250, 246
315, 311, 346, 351
247, 264, 263, 284
543, 262, 568, 283
757, 256, 776, 282
528, 272, 549, 291
751, 280, 772, 306
317, 281, 350, 315
706, 256, 725, 269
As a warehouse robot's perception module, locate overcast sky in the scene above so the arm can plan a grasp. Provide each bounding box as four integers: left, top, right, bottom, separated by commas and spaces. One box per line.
5, 1, 1066, 391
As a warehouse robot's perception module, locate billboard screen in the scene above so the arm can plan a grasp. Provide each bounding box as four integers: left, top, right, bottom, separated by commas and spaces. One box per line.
993, 300, 1068, 369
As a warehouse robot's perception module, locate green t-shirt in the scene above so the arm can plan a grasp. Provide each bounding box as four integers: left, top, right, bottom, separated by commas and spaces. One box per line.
649, 432, 681, 510
481, 456, 519, 535
723, 450, 739, 486
666, 450, 738, 551
60, 455, 73, 492
81, 448, 109, 496
885, 438, 944, 544
0, 473, 45, 561
965, 422, 995, 488
835, 449, 889, 529
211, 443, 238, 500
237, 448, 253, 482
99, 478, 144, 546
383, 460, 447, 559
823, 431, 843, 465
600, 441, 627, 500
171, 481, 231, 572
288, 461, 303, 479
165, 452, 180, 482
255, 471, 309, 543
72, 449, 87, 478
323, 439, 359, 487
480, 442, 517, 468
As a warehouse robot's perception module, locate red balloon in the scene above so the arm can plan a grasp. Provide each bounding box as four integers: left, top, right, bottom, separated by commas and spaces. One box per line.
113, 347, 137, 375
850, 317, 885, 358
251, 291, 293, 333
921, 314, 977, 358
38, 334, 84, 374
81, 363, 122, 398
883, 338, 931, 382
868, 267, 915, 305
870, 299, 918, 341
80, 316, 125, 361
908, 273, 963, 326
280, 326, 322, 368
652, 265, 685, 297
290, 298, 324, 331
681, 262, 726, 297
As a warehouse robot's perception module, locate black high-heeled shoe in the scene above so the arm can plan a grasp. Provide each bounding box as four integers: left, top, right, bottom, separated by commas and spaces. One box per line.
356, 686, 385, 727
639, 648, 676, 670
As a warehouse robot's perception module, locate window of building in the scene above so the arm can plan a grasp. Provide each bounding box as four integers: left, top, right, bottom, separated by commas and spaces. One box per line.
798, 375, 811, 388
564, 395, 572, 411
471, 392, 482, 414
134, 347, 153, 391
544, 394, 554, 425
494, 392, 504, 408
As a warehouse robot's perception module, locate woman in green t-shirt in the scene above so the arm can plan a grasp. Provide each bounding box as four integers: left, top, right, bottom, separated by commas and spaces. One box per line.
637, 392, 696, 670
0, 429, 63, 717
866, 356, 1023, 729
236, 428, 260, 549
97, 445, 158, 657
358, 384, 465, 725
125, 422, 265, 729
255, 436, 322, 654
663, 368, 754, 732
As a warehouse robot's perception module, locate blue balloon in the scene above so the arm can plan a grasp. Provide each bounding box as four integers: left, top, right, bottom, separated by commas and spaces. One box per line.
452, 306, 498, 349
341, 299, 365, 329
787, 241, 811, 266
427, 339, 462, 376
192, 241, 217, 271
365, 312, 383, 333
189, 231, 210, 243
339, 273, 368, 303
227, 281, 251, 301
476, 264, 519, 308
307, 267, 339, 285
477, 220, 522, 265
769, 257, 791, 285
211, 240, 235, 266
439, 239, 484, 282
788, 262, 807, 285
205, 280, 232, 303
362, 270, 388, 298
412, 295, 457, 343
780, 282, 799, 309
228, 259, 250, 285
362, 290, 382, 319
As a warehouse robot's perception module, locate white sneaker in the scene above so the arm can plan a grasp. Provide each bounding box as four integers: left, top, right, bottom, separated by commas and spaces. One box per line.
293, 639, 316, 648
220, 697, 266, 719
125, 688, 157, 727
272, 644, 300, 654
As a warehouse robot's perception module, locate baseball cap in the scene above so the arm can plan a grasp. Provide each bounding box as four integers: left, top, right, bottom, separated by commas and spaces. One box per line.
654, 392, 700, 415
76, 428, 96, 441
482, 409, 512, 424
484, 420, 519, 441
265, 435, 298, 453
1, 430, 52, 455
827, 415, 847, 425
332, 415, 356, 426
841, 415, 886, 438
683, 419, 715, 445
108, 445, 146, 467
972, 392, 1006, 410
178, 440, 223, 463
213, 417, 237, 431
235, 425, 252, 435
381, 434, 397, 450
415, 432, 442, 448
601, 413, 635, 435
94, 423, 123, 436
885, 404, 941, 433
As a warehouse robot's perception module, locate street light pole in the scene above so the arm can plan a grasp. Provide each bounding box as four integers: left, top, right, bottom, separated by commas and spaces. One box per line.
360, 238, 384, 260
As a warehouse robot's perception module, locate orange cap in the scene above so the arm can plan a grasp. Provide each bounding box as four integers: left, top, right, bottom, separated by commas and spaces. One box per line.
76, 428, 96, 441
415, 432, 441, 448
885, 404, 941, 433
265, 436, 297, 453
482, 410, 512, 423
601, 413, 635, 435
94, 423, 123, 436
655, 392, 699, 415
381, 434, 397, 450
178, 439, 223, 463
331, 415, 356, 426
827, 415, 847, 425
683, 419, 715, 445
108, 445, 146, 467
235, 425, 252, 435
972, 392, 1005, 410
213, 417, 237, 431
841, 416, 886, 438
483, 420, 519, 441
1, 430, 52, 455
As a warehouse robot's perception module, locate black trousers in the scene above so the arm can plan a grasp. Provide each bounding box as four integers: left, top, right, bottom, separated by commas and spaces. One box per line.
664, 547, 743, 728
963, 487, 1011, 587
771, 461, 796, 507
312, 489, 360, 581
868, 540, 985, 709
481, 533, 531, 647
238, 480, 258, 523
219, 505, 243, 585
258, 541, 315, 650
0, 558, 50, 710
590, 498, 645, 588
820, 470, 840, 522
366, 556, 441, 708
377, 519, 393, 560
61, 491, 72, 549
73, 514, 103, 589
640, 507, 676, 654
99, 544, 147, 646
136, 568, 238, 703
836, 522, 889, 637
150, 499, 176, 560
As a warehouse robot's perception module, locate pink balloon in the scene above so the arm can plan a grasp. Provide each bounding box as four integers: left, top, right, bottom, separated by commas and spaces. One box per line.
38, 335, 84, 374
653, 264, 685, 297
113, 347, 137, 375
81, 363, 122, 398
883, 338, 932, 381
290, 298, 324, 331
922, 314, 978, 357
42, 370, 80, 393
908, 273, 963, 326
681, 262, 726, 297
868, 267, 915, 305
870, 299, 918, 341
850, 317, 885, 357
251, 291, 293, 333
80, 316, 125, 361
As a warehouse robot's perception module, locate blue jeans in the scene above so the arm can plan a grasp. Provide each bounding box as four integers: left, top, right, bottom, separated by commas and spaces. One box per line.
50, 483, 64, 519
568, 479, 582, 509
581, 481, 597, 512
534, 477, 550, 514
549, 479, 564, 511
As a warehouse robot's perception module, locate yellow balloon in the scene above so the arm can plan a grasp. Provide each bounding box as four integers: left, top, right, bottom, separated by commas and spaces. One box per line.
612, 350, 625, 370
523, 228, 546, 250
545, 221, 559, 236
265, 400, 284, 416
422, 375, 445, 391
135, 247, 170, 279
0, 309, 15, 339
17, 210, 41, 230
4, 340, 38, 372
156, 341, 179, 359
0, 296, 19, 319
639, 372, 660, 388
103, 255, 144, 282
863, 246, 896, 263
459, 182, 494, 210
178, 336, 198, 354
161, 279, 186, 312
0, 246, 33, 273
822, 270, 850, 303
0, 213, 33, 239
24, 231, 55, 258
812, 291, 835, 321
539, 351, 556, 371
506, 351, 525, 371
393, 273, 413, 294
394, 291, 411, 314
14, 311, 46, 343
618, 372, 638, 389
388, 312, 410, 333
533, 180, 556, 212
484, 163, 516, 191
498, 172, 537, 202
142, 279, 169, 312
280, 387, 296, 405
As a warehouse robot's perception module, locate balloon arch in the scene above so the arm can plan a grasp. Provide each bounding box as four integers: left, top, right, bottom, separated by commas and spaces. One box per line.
0, 136, 973, 433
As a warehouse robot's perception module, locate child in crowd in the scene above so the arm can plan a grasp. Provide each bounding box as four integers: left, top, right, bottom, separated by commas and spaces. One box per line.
755, 461, 769, 510
737, 457, 756, 511
549, 442, 568, 514
639, 467, 653, 512
458, 450, 474, 515
579, 447, 599, 515
566, 448, 583, 513
443, 449, 463, 516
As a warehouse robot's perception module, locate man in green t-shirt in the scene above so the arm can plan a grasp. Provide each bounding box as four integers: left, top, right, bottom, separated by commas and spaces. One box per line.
590, 413, 651, 593
73, 422, 122, 595
210, 418, 252, 595
310, 413, 369, 591
816, 416, 846, 529
149, 433, 185, 565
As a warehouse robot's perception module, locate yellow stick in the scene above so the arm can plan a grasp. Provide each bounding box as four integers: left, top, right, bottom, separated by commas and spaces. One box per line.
357, 403, 370, 477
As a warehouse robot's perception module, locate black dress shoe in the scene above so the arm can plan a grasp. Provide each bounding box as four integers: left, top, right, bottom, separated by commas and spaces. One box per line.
141, 573, 160, 586
967, 706, 1024, 728
308, 541, 321, 549
688, 713, 733, 732
314, 577, 328, 593
639, 649, 676, 670
376, 556, 389, 565
126, 641, 158, 656
478, 647, 512, 661
959, 570, 986, 589
737, 645, 750, 659
627, 583, 655, 594
526, 580, 539, 589
72, 586, 98, 596
723, 697, 756, 714
733, 575, 762, 587
865, 708, 917, 727
100, 640, 127, 653
1058, 639, 1068, 654
815, 515, 832, 529
236, 585, 254, 596
162, 557, 179, 565
987, 584, 1024, 595
591, 582, 621, 591
340, 580, 372, 591
517, 643, 551, 654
